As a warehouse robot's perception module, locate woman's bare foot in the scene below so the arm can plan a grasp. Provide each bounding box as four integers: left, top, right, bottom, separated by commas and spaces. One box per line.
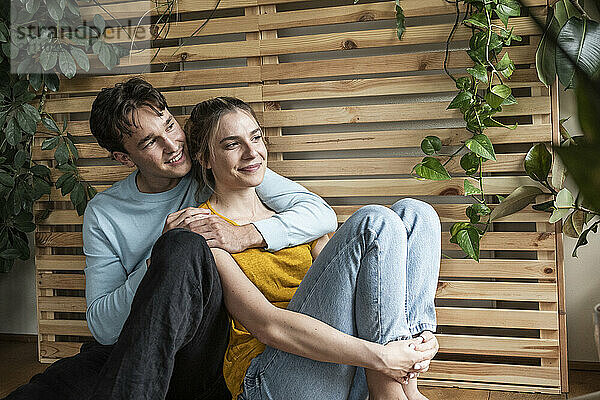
402, 377, 429, 400
365, 369, 408, 400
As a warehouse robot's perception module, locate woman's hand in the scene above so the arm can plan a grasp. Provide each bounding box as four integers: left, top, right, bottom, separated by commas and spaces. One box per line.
378, 336, 438, 383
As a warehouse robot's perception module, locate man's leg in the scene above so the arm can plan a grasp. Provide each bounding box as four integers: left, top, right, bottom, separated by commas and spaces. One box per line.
3, 341, 113, 400
91, 229, 230, 400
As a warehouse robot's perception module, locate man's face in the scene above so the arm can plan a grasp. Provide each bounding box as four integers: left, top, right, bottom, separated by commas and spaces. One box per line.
112, 107, 192, 193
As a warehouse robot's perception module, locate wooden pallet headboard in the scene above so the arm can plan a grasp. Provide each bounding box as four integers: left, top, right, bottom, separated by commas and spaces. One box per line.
33, 0, 567, 394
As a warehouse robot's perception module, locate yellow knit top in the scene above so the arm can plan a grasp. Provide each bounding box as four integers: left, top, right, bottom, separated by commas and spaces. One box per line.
199, 202, 317, 399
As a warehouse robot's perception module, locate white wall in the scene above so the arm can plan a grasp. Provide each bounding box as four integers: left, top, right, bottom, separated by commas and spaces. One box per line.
0, 254, 37, 335
560, 89, 600, 362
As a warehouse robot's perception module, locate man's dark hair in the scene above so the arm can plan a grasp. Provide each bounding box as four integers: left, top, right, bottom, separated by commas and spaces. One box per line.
89, 77, 168, 154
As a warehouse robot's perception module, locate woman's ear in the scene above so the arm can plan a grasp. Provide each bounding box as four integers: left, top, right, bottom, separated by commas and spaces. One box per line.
112, 151, 135, 168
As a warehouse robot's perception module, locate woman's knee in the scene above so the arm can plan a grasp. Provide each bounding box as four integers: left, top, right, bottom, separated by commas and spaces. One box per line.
391, 198, 440, 232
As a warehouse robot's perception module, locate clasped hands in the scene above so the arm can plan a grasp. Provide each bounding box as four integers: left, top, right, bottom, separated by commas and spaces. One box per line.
162, 207, 250, 253
381, 331, 438, 384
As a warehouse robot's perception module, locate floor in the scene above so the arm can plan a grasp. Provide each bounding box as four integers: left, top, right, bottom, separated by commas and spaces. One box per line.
2, 340, 600, 399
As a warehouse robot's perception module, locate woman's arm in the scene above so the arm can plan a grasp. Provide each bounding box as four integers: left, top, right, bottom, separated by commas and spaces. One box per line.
210, 248, 436, 382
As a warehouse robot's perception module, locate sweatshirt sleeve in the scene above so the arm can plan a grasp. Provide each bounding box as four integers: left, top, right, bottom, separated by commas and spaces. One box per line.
83, 206, 148, 345
254, 168, 337, 251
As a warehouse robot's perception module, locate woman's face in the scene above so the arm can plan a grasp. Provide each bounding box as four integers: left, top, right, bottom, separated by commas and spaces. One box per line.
205, 109, 267, 191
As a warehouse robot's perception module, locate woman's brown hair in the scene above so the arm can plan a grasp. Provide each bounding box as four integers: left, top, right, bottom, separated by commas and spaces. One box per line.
185, 97, 259, 199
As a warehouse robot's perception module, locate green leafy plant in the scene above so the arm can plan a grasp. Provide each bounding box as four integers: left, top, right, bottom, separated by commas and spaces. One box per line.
409, 0, 521, 261
0, 0, 128, 272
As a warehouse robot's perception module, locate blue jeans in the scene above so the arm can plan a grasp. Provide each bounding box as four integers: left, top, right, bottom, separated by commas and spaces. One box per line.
240, 199, 441, 400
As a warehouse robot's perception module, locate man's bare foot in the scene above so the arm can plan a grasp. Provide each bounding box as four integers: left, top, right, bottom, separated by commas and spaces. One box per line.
402, 377, 429, 400
365, 369, 408, 400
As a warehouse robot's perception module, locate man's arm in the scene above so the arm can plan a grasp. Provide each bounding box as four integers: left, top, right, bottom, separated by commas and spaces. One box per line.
253, 168, 337, 251
211, 249, 437, 382
83, 206, 147, 345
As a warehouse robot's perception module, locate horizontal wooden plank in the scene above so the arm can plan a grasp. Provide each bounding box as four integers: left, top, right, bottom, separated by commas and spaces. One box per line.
34, 231, 554, 251
425, 360, 559, 387
438, 259, 556, 279
34, 254, 555, 280
38, 320, 91, 336
34, 202, 549, 228
437, 334, 559, 358
59, 66, 262, 95
261, 45, 538, 81
42, 176, 546, 201
268, 154, 525, 177
45, 85, 262, 114
38, 296, 86, 312
38, 273, 85, 290
36, 255, 86, 271
299, 177, 547, 197
40, 341, 83, 359
261, 96, 550, 127
46, 153, 525, 182
33, 124, 552, 161
266, 125, 552, 153
437, 307, 558, 330
436, 281, 557, 302
36, 306, 557, 337
259, 17, 541, 56
262, 69, 542, 102
419, 379, 560, 394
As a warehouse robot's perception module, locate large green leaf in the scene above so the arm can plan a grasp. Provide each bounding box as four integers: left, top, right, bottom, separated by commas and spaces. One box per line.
70, 46, 90, 72
58, 49, 76, 79
489, 185, 543, 221
420, 136, 442, 155
453, 224, 481, 261
414, 157, 451, 180
464, 179, 482, 195
524, 143, 552, 182
465, 134, 496, 161
556, 18, 600, 88
460, 152, 480, 175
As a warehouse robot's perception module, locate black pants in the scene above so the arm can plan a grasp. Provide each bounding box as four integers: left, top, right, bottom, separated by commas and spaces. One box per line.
4, 229, 231, 400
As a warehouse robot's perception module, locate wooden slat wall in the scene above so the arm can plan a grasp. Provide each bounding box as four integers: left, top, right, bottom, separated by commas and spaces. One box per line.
34, 0, 566, 394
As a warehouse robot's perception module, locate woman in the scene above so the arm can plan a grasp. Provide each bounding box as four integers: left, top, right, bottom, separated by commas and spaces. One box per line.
185, 97, 441, 400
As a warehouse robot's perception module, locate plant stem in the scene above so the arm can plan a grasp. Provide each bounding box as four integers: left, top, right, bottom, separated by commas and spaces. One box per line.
442, 144, 467, 166
569, 0, 589, 19
443, 0, 462, 83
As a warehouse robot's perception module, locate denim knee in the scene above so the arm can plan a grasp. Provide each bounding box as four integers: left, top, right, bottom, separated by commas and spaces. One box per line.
391, 198, 440, 233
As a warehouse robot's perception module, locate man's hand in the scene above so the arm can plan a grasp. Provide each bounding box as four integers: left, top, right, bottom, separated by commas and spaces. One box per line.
162, 207, 211, 234
187, 215, 264, 253
412, 331, 438, 373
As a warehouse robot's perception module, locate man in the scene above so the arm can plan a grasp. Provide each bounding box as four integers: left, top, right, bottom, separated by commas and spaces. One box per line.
4, 77, 337, 400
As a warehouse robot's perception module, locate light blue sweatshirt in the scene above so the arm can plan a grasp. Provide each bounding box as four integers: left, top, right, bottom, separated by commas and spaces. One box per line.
83, 169, 337, 345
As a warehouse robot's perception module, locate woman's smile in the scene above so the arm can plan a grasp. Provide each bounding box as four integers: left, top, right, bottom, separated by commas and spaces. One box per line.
238, 163, 262, 173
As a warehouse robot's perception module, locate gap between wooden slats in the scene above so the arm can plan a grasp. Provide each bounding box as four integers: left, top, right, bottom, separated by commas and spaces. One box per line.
34, 256, 556, 279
